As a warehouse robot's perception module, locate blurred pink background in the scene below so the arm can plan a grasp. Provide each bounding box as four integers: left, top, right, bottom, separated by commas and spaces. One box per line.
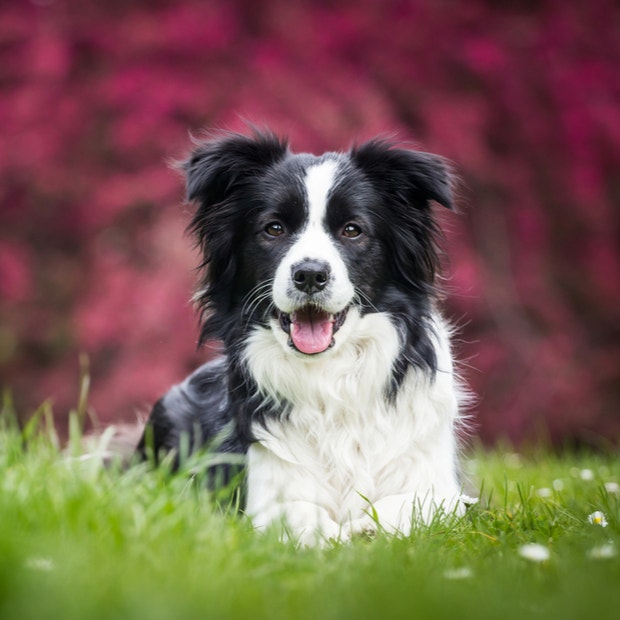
1, 0, 619, 446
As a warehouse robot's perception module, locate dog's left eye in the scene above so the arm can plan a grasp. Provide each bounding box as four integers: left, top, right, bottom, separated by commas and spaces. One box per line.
265, 222, 285, 237
342, 223, 363, 238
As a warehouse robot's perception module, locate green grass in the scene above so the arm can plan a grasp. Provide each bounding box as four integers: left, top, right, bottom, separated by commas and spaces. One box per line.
0, 407, 619, 620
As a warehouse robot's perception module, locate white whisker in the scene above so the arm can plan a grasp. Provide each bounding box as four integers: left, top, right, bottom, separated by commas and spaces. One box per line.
354, 289, 379, 313
241, 280, 276, 330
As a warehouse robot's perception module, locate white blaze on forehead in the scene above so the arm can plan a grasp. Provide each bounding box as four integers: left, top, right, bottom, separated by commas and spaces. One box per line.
304, 159, 339, 227
272, 156, 354, 315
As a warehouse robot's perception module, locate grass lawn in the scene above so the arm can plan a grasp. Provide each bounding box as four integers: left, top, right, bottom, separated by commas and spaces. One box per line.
0, 405, 618, 620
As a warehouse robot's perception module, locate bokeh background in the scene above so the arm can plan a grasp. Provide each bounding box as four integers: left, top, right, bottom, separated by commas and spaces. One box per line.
1, 0, 619, 447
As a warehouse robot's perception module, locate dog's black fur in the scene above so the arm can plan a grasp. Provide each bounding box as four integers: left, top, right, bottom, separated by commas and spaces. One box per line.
137, 130, 454, 487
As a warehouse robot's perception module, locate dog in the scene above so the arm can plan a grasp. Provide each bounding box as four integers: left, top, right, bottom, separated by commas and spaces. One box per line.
137, 129, 468, 545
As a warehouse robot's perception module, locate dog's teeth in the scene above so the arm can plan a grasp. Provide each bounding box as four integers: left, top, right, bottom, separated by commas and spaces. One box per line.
279, 312, 292, 334
332, 308, 348, 333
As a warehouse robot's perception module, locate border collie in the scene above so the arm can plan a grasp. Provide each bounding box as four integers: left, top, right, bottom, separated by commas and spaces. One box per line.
137, 129, 468, 545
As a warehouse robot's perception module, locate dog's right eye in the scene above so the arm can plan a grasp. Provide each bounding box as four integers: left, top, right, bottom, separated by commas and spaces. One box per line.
264, 222, 285, 237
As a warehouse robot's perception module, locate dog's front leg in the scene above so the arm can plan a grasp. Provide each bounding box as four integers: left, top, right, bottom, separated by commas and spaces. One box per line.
245, 443, 340, 546
342, 494, 417, 538
251, 500, 341, 546
344, 491, 464, 538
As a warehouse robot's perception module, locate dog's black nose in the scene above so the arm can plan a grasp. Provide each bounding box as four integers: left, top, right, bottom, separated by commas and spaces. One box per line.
292, 260, 330, 294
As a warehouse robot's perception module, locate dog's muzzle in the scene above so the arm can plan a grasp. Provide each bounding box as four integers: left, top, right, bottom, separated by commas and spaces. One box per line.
278, 306, 348, 355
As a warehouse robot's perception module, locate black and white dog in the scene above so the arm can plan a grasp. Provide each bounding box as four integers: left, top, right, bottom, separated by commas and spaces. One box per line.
138, 129, 468, 545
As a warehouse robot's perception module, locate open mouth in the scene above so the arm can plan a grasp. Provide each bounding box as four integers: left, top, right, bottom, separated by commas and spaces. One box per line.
277, 306, 348, 355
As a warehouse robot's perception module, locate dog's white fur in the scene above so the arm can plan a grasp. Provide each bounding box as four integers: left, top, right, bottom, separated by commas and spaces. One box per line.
241, 161, 465, 545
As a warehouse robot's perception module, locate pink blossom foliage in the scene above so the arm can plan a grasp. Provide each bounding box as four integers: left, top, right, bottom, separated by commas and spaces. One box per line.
1, 0, 619, 445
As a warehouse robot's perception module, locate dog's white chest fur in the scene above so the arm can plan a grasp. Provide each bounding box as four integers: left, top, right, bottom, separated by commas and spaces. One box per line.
243, 309, 463, 545
143, 130, 469, 547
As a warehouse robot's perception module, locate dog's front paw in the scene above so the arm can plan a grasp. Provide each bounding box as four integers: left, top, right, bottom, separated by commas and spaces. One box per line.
252, 500, 342, 547
358, 495, 416, 537
292, 522, 341, 548
341, 515, 378, 541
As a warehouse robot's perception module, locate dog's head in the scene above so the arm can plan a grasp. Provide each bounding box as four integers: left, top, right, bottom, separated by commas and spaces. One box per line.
185, 129, 453, 357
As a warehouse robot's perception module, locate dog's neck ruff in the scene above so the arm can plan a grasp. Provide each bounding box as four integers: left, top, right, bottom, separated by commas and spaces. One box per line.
243, 308, 401, 413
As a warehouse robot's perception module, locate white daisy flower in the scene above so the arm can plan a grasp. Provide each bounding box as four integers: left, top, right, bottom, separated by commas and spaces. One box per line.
444, 567, 473, 580
552, 479, 564, 491
535, 487, 552, 498
24, 556, 55, 572
588, 511, 608, 527
518, 543, 550, 562
580, 469, 594, 481
588, 543, 616, 560
459, 494, 479, 507
604, 482, 619, 494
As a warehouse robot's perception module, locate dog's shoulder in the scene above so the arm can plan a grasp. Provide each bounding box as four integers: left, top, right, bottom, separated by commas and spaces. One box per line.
137, 357, 242, 462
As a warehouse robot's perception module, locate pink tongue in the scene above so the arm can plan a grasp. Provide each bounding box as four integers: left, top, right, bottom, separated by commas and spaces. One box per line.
290, 309, 334, 354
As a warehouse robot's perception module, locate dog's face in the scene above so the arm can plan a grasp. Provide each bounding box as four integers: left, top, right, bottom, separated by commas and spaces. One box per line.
250, 156, 389, 356
185, 131, 453, 357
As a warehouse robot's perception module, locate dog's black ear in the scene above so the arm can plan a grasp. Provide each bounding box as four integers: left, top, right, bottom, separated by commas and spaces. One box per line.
183, 130, 289, 345
184, 130, 289, 204
350, 139, 454, 210
351, 139, 455, 292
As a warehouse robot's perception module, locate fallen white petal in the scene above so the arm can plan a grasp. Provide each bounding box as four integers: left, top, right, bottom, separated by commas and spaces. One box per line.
588, 544, 616, 560
444, 567, 473, 580
25, 556, 55, 572
518, 543, 551, 562
604, 482, 619, 494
